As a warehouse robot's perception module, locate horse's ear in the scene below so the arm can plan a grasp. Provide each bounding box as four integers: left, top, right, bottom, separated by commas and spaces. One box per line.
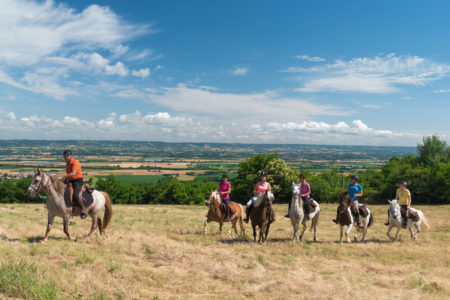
211, 188, 213, 193
36, 169, 40, 174
388, 200, 391, 204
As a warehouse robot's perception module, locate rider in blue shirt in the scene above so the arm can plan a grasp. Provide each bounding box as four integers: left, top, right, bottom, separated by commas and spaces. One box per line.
348, 175, 363, 228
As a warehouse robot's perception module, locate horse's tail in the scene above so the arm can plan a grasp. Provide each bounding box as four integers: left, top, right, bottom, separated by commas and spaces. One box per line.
101, 192, 113, 231
368, 212, 374, 228
422, 215, 430, 230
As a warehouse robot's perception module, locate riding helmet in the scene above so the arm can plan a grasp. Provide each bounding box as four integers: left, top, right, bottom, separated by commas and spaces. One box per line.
400, 180, 407, 186
63, 150, 72, 156
222, 174, 229, 179
351, 174, 359, 181
261, 171, 267, 177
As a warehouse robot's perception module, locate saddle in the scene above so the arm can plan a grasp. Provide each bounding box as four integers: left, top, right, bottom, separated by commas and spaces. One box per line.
305, 199, 317, 214
220, 202, 236, 216
64, 183, 94, 208
351, 204, 369, 217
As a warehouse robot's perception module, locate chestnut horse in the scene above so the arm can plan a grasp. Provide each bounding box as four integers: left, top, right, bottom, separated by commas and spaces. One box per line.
250, 191, 275, 244
204, 190, 245, 238
26, 170, 112, 242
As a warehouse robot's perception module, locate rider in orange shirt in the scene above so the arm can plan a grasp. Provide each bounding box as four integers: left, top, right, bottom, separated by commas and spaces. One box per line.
58, 150, 88, 219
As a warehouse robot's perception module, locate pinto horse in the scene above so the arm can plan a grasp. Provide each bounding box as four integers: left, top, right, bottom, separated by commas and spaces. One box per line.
335, 191, 373, 243
204, 190, 245, 238
289, 182, 320, 242
386, 199, 429, 241
26, 169, 112, 242
250, 191, 275, 244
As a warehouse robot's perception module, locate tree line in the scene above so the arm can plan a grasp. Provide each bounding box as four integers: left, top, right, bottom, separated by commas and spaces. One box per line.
0, 135, 448, 205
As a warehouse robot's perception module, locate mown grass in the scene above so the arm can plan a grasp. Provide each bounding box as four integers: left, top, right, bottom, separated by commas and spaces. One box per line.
0, 203, 449, 299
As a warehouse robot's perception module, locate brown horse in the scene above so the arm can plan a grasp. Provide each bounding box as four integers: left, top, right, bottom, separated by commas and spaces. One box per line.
250, 191, 275, 244
335, 191, 373, 243
204, 190, 245, 238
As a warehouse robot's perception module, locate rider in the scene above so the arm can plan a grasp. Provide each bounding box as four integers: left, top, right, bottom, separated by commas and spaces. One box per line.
284, 173, 312, 218
347, 174, 363, 228
218, 174, 231, 221
58, 150, 88, 219
244, 171, 271, 223
396, 181, 411, 228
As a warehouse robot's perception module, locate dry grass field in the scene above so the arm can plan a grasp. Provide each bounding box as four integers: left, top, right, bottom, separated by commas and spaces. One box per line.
0, 203, 449, 299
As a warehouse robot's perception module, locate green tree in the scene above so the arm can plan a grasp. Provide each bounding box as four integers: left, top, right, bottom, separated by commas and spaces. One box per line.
418, 135, 448, 167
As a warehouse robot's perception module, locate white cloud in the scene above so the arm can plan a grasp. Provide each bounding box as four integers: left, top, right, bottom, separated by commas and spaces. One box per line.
145, 84, 348, 123
433, 89, 450, 93
231, 67, 249, 76
295, 55, 326, 62
0, 111, 446, 145
361, 104, 383, 109
291, 54, 449, 93
132, 68, 150, 78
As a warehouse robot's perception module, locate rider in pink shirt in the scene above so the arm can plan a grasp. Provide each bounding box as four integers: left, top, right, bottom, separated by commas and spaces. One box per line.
244, 171, 271, 223
218, 174, 231, 221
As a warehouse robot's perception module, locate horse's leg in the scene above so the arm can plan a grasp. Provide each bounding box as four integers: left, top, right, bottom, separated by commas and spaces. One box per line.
361, 222, 367, 242
86, 212, 98, 239
63, 216, 75, 241
339, 225, 344, 243
299, 220, 306, 242
414, 223, 421, 241
346, 224, 353, 243
354, 224, 359, 242
264, 223, 270, 243
238, 215, 245, 239
232, 219, 238, 238
203, 219, 210, 235
252, 223, 257, 243
291, 219, 298, 242
43, 213, 55, 243
394, 226, 400, 241
219, 220, 223, 235
312, 213, 319, 242
408, 224, 415, 241
97, 217, 103, 235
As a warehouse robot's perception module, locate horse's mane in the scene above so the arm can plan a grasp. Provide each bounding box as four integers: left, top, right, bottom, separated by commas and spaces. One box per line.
50, 176, 66, 195
254, 191, 274, 208
211, 190, 222, 204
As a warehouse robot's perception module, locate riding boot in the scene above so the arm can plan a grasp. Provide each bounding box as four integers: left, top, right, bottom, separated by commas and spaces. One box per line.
244, 205, 252, 223
352, 204, 361, 228
225, 207, 230, 221
332, 207, 339, 224
77, 195, 88, 219
285, 201, 291, 218
384, 209, 390, 226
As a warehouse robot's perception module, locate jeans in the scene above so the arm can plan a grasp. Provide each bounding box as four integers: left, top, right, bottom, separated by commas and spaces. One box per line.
303, 197, 311, 215
70, 178, 84, 204
223, 198, 230, 217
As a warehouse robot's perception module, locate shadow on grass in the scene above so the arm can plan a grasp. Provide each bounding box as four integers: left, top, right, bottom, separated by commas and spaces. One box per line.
26, 236, 68, 243
0, 233, 21, 242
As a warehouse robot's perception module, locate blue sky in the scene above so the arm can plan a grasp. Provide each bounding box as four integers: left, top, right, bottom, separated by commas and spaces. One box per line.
0, 0, 449, 145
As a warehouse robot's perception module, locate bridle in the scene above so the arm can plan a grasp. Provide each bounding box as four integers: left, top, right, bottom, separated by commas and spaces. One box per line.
29, 173, 52, 195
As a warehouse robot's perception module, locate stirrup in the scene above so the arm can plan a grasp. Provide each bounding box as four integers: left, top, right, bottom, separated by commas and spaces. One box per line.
80, 211, 88, 219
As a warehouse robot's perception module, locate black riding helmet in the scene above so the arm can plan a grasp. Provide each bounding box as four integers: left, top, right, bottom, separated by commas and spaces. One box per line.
400, 180, 407, 186
222, 174, 229, 180
351, 174, 359, 181
261, 171, 267, 177
63, 150, 72, 156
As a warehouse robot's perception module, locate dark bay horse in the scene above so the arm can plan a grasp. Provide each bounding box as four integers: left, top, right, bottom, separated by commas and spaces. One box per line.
204, 190, 245, 238
26, 170, 112, 242
250, 191, 275, 244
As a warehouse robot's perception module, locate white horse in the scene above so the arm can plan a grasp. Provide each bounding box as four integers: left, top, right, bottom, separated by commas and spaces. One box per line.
386, 199, 429, 241
289, 182, 320, 242
26, 169, 112, 242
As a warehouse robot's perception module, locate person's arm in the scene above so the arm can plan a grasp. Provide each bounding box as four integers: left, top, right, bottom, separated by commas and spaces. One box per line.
395, 190, 399, 200
253, 183, 259, 195
301, 184, 311, 197
222, 183, 231, 196
267, 183, 271, 192
355, 185, 363, 198
407, 192, 412, 207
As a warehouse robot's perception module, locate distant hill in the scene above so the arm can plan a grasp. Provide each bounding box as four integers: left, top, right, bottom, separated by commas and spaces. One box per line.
0, 140, 416, 161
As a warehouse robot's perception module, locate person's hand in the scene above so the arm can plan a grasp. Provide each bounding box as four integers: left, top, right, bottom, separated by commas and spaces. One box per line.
57, 176, 62, 180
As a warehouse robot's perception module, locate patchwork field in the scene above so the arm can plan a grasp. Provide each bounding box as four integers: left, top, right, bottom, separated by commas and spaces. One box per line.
0, 203, 449, 299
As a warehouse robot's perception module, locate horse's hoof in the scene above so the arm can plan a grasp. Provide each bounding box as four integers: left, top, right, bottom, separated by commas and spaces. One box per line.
41, 239, 48, 244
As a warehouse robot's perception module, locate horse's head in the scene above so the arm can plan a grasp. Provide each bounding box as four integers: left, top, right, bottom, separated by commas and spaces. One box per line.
205, 190, 221, 207
264, 191, 275, 207
291, 182, 300, 197
26, 169, 50, 198
337, 191, 350, 214
388, 199, 401, 220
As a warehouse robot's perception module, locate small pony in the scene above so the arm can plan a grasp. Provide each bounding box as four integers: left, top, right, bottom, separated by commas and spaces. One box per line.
386, 199, 429, 241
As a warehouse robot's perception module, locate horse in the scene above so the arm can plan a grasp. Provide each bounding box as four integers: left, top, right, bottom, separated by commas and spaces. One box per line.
204, 190, 245, 238
26, 169, 112, 242
335, 192, 373, 243
289, 182, 320, 242
386, 199, 429, 241
250, 191, 275, 244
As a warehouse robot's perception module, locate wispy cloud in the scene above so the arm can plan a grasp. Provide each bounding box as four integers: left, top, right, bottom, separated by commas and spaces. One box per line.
295, 55, 325, 62
131, 68, 150, 78
361, 104, 383, 109
433, 89, 450, 93
291, 54, 449, 94
231, 66, 249, 76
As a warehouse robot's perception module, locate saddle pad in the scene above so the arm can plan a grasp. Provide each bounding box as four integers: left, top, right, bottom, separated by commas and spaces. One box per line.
64, 185, 94, 208
409, 208, 420, 222
220, 202, 236, 215
358, 205, 369, 217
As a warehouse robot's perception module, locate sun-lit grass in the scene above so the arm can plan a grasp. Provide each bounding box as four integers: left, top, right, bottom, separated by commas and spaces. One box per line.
0, 203, 449, 299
